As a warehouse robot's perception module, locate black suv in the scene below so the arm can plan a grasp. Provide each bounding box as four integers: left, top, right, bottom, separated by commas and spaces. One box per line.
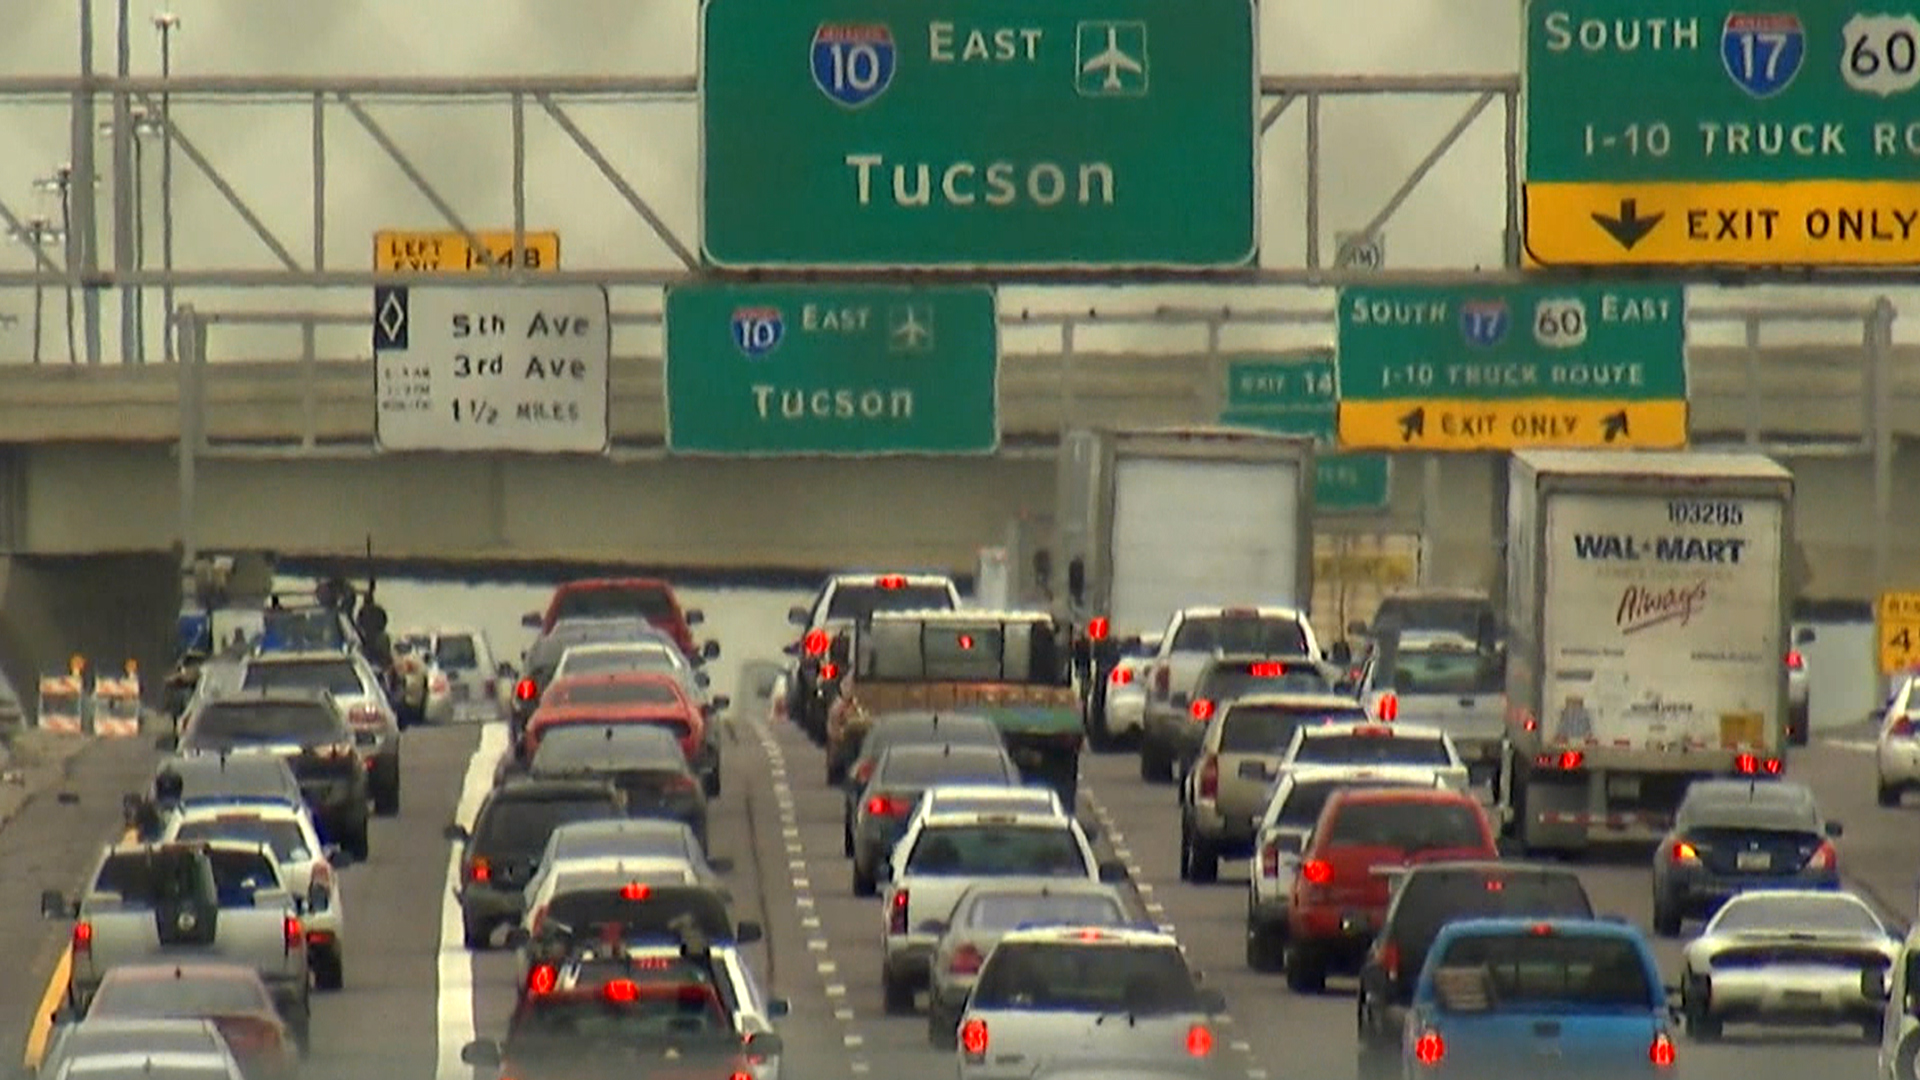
163, 688, 372, 859
1353, 861, 1594, 1080
446, 777, 627, 949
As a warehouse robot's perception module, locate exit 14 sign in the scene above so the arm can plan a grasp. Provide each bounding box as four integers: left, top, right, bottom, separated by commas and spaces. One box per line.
1220, 356, 1391, 512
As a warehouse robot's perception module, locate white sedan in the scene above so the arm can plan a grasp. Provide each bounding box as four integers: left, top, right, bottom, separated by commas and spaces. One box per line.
163, 801, 351, 990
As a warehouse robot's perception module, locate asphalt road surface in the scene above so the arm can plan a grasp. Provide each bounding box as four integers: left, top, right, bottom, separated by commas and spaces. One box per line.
2, 709, 1908, 1080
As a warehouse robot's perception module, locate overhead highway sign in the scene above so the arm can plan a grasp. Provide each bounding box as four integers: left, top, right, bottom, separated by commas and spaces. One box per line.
373, 230, 560, 272
1219, 356, 1391, 511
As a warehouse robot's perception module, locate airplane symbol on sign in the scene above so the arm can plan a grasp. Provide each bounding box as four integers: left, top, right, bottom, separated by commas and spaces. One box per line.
888, 306, 934, 351
1082, 27, 1143, 90
1075, 22, 1148, 97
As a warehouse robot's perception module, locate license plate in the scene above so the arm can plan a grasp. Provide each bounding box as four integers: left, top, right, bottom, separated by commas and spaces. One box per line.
1736, 850, 1772, 871
1606, 777, 1641, 799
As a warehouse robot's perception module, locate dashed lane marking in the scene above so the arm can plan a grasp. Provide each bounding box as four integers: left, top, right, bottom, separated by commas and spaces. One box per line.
436, 722, 510, 1080
825, 983, 847, 997
808, 939, 830, 952
834, 1007, 855, 1021
818, 960, 838, 975
843, 1034, 865, 1048
1825, 739, 1878, 753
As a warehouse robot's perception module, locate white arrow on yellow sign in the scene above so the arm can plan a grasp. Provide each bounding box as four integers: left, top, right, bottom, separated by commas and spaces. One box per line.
1337, 399, 1688, 452
374, 229, 560, 272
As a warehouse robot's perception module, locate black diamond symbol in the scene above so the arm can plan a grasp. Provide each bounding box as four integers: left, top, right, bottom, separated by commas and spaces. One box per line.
374, 286, 409, 351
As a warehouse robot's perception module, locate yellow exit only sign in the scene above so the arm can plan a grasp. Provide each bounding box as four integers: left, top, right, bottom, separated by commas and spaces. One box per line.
373, 230, 560, 272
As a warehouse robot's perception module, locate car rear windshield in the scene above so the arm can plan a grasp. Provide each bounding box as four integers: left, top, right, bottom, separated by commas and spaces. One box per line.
174, 818, 310, 862
436, 635, 480, 669
241, 660, 363, 697
205, 849, 281, 899
1295, 733, 1451, 766
191, 702, 341, 743
967, 893, 1127, 930
826, 584, 954, 620
1326, 800, 1487, 851
1393, 873, 1593, 955
545, 681, 684, 708
551, 586, 679, 625
1222, 705, 1367, 753
562, 649, 678, 677
92, 973, 272, 1017
863, 719, 1001, 758
1199, 664, 1330, 702
972, 943, 1197, 1013
1374, 600, 1495, 639
1381, 641, 1503, 695
876, 750, 1013, 786
1277, 779, 1431, 827
544, 888, 730, 940
94, 854, 211, 907
1431, 933, 1653, 1010
478, 797, 620, 853
513, 986, 731, 1041
63, 1027, 222, 1060
907, 825, 1087, 877
1170, 616, 1307, 655
1713, 895, 1882, 935
531, 729, 684, 772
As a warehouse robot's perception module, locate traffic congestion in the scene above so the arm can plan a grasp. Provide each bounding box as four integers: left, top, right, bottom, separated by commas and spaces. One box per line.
0, 435, 1916, 1080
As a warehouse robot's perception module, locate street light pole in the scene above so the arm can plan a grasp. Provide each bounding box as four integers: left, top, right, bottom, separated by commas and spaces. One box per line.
154, 13, 179, 363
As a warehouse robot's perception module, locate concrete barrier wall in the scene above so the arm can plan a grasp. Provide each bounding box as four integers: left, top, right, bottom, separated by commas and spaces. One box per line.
0, 553, 179, 710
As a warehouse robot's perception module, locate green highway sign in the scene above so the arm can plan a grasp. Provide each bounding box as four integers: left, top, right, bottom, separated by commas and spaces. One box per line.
664, 284, 999, 456
700, 0, 1257, 268
1221, 357, 1390, 512
1524, 1, 1920, 265
1334, 283, 1689, 452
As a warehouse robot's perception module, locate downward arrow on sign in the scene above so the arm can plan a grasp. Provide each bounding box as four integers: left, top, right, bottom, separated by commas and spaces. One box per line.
1591, 198, 1664, 250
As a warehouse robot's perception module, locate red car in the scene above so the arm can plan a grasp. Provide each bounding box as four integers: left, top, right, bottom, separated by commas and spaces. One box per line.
1284, 785, 1498, 993
525, 672, 707, 764
526, 578, 704, 662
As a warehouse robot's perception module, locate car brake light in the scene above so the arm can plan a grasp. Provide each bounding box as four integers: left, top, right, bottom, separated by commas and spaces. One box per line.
731, 1072, 752, 1080
960, 1018, 988, 1058
1109, 666, 1133, 686
1786, 650, 1804, 670
527, 963, 556, 996
1529, 922, 1554, 936
1650, 1031, 1676, 1067
467, 857, 491, 884
1189, 699, 1214, 722
1671, 841, 1699, 864
1733, 753, 1783, 776
1414, 1030, 1445, 1067
514, 678, 537, 702
1536, 750, 1584, 770
1260, 843, 1279, 878
72, 921, 92, 953
1380, 940, 1400, 981
284, 916, 302, 951
1301, 859, 1333, 886
1198, 755, 1220, 800
956, 634, 975, 650
1248, 661, 1283, 678
804, 629, 830, 657
1087, 617, 1109, 642
888, 890, 910, 935
602, 978, 640, 1003
876, 575, 907, 589
866, 794, 910, 817
821, 662, 841, 681
1376, 693, 1399, 722
1153, 666, 1169, 695
1808, 840, 1837, 871
1484, 876, 1504, 891
950, 943, 984, 975
1186, 1024, 1214, 1057
621, 882, 652, 901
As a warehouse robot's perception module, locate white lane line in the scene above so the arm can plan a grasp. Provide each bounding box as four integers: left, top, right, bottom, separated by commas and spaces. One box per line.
788, 859, 808, 872
1825, 739, 1878, 753
824, 983, 846, 997
1135, 881, 1155, 894
843, 1034, 865, 1048
1247, 1070, 1268, 1079
808, 939, 830, 952
793, 877, 812, 890
818, 960, 838, 975
851, 1061, 871, 1074
834, 1007, 855, 1021
796, 896, 815, 909
436, 722, 509, 1080
1230, 1040, 1252, 1052
802, 916, 822, 931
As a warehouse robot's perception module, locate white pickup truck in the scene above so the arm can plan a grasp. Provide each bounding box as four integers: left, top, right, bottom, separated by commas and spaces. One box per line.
41, 840, 315, 1050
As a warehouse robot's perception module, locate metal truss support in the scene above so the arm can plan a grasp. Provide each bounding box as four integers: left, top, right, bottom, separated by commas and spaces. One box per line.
1258, 92, 1294, 136
536, 95, 697, 269
145, 104, 301, 270
1349, 91, 1498, 262
336, 94, 498, 270
311, 94, 326, 272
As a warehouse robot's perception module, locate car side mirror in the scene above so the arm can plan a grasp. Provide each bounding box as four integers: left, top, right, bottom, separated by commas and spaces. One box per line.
503, 926, 530, 949
1329, 641, 1353, 666
1066, 557, 1086, 604
1097, 860, 1129, 883
520, 612, 542, 629
1826, 820, 1845, 838
734, 920, 764, 944
442, 823, 470, 843
39, 890, 69, 920
712, 695, 732, 712
1195, 988, 1228, 1014
702, 640, 722, 661
1863, 969, 1891, 1002
708, 856, 735, 874
787, 606, 810, 627
918, 919, 948, 936
1796, 626, 1817, 645
153, 733, 178, 751
685, 610, 705, 627
768, 997, 791, 1018
460, 1039, 504, 1067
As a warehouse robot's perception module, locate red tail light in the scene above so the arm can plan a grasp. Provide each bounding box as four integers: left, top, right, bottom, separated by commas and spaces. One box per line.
514, 678, 536, 702
527, 963, 556, 996
72, 921, 92, 953
620, 882, 652, 901
1733, 753, 1782, 776
1786, 650, 1804, 670
866, 794, 911, 817
1380, 940, 1401, 981
1894, 716, 1917, 737
820, 662, 840, 680
1197, 755, 1220, 800
1375, 693, 1399, 721
1186, 1024, 1214, 1057
1301, 859, 1333, 886
602, 978, 640, 1003
283, 916, 302, 951
466, 857, 491, 884
1414, 1030, 1445, 1067
1536, 750, 1585, 770
1109, 666, 1133, 686
1260, 843, 1279, 878
804, 629, 830, 657
1671, 841, 1699, 864
1087, 617, 1109, 642
888, 889, 910, 935
1808, 839, 1837, 871
877, 575, 907, 589
1650, 1031, 1676, 1068
960, 1018, 989, 1057
949, 943, 984, 975
1189, 698, 1215, 722
1248, 661, 1284, 678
